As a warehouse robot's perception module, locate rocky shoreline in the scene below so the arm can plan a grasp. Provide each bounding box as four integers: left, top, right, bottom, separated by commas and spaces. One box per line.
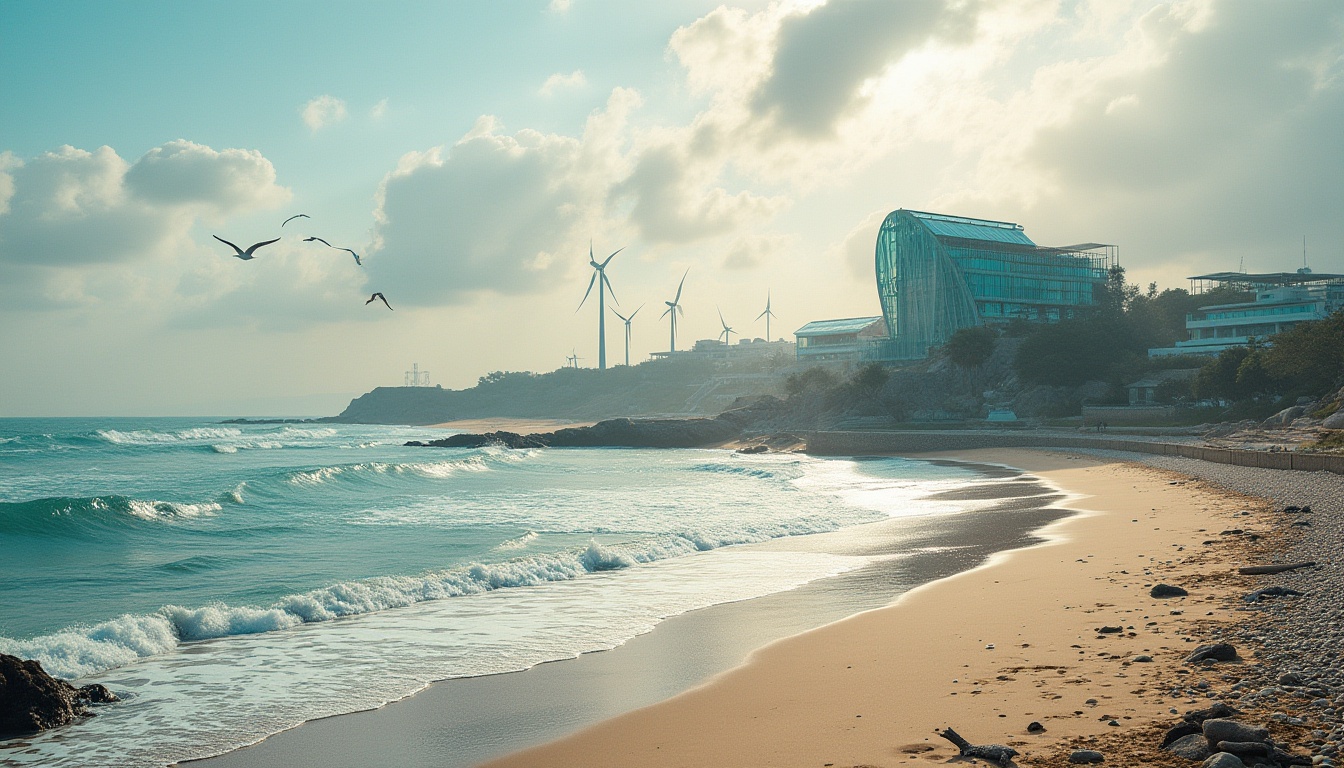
1040, 452, 1342, 767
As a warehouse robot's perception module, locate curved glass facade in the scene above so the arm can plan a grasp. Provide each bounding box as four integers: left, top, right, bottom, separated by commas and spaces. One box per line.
875, 210, 1115, 359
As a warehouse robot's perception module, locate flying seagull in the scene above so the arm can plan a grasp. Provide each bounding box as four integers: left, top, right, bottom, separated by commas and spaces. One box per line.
281, 214, 310, 227
366, 292, 393, 310
303, 236, 361, 265
213, 235, 281, 260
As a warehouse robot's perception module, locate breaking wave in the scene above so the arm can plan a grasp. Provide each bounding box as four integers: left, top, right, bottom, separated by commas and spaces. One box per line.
0, 495, 222, 536
0, 518, 850, 680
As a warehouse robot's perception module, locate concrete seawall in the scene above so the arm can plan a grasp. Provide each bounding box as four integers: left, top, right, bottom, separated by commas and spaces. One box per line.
806, 430, 1344, 475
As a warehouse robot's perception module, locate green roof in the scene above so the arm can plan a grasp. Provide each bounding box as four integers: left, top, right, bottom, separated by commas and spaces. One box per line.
908, 210, 1036, 246
794, 317, 883, 336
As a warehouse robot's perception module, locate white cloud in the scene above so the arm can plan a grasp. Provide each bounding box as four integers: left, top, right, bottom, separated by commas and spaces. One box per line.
370, 98, 389, 120
302, 95, 348, 131
0, 141, 290, 308
540, 69, 587, 96
367, 90, 640, 306
549, 0, 571, 13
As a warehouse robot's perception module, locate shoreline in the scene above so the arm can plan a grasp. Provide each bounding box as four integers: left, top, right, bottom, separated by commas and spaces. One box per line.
185, 455, 1067, 768
479, 448, 1290, 767
181, 446, 1337, 768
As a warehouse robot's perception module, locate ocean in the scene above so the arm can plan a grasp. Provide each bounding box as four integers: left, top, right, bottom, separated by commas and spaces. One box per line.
0, 417, 1022, 767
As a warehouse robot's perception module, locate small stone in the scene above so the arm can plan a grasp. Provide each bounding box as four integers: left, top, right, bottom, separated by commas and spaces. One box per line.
1098, 626, 1124, 634
1152, 584, 1190, 598
1203, 753, 1247, 768
1203, 719, 1269, 745
1134, 655, 1154, 663
1027, 721, 1045, 733
1069, 749, 1105, 764
1281, 673, 1307, 687
1187, 643, 1238, 663
1166, 734, 1213, 761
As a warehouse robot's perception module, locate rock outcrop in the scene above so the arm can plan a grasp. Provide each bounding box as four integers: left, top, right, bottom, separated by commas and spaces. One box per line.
0, 654, 118, 737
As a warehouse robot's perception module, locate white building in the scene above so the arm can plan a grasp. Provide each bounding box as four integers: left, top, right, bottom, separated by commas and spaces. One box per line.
1149, 270, 1344, 358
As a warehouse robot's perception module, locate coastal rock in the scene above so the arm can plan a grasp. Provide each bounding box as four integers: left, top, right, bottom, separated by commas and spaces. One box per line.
410, 431, 550, 449
1322, 410, 1344, 429
1184, 703, 1240, 724
1202, 753, 1247, 768
1152, 584, 1190, 598
735, 444, 769, 454
76, 684, 118, 704
1166, 733, 1213, 761
0, 654, 87, 736
1262, 406, 1306, 428
1164, 721, 1205, 747
1027, 721, 1045, 732
1202, 719, 1269, 746
1187, 643, 1239, 663
1069, 749, 1105, 763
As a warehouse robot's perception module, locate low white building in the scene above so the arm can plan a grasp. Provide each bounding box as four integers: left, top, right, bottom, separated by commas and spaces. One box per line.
1149, 270, 1344, 357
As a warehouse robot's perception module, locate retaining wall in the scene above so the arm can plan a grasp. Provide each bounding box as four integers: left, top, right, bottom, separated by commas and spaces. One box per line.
806, 430, 1344, 475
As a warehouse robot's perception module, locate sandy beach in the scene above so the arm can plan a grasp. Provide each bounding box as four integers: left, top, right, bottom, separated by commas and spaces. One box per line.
480, 448, 1281, 767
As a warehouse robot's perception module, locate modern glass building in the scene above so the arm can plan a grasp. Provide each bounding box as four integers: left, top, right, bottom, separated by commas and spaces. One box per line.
874, 210, 1117, 359
1148, 270, 1344, 357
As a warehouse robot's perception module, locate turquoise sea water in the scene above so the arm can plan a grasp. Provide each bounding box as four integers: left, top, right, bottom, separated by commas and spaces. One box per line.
0, 417, 988, 767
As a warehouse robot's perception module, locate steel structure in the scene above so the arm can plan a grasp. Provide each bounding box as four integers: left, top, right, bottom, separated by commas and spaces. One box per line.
874, 210, 1116, 359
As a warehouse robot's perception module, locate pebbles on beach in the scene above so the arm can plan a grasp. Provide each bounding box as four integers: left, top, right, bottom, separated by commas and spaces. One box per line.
1080, 451, 1344, 764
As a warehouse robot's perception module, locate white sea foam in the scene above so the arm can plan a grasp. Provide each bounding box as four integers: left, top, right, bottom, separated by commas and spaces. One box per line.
97, 427, 244, 445
495, 530, 538, 550
124, 500, 221, 520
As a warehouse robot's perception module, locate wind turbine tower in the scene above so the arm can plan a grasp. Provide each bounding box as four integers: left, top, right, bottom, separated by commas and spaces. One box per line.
661, 269, 689, 353
717, 307, 736, 351
578, 243, 624, 370
611, 304, 644, 367
756, 291, 777, 341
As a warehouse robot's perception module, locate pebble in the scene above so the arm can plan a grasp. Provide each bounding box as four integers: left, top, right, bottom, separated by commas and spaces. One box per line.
1069, 749, 1105, 764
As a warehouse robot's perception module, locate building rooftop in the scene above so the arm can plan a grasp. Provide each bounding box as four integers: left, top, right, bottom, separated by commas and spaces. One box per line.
795, 317, 884, 336
908, 210, 1037, 246
1190, 271, 1344, 286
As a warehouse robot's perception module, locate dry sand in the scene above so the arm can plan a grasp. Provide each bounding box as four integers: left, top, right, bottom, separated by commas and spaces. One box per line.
429, 418, 596, 433
481, 448, 1268, 768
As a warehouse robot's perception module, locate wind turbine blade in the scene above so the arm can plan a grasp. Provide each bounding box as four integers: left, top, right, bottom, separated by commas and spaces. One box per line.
677, 305, 684, 317
674, 269, 688, 303
661, 306, 672, 319
630, 303, 644, 320
717, 307, 727, 330
612, 307, 628, 322
757, 308, 768, 320
577, 271, 597, 311
600, 246, 625, 268
602, 271, 618, 306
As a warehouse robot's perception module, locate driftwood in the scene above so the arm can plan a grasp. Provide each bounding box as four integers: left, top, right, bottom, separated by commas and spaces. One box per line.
1237, 561, 1316, 575
938, 728, 1019, 767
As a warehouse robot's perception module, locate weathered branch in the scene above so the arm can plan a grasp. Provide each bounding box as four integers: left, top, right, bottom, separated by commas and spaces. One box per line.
1237, 562, 1316, 575
938, 728, 1019, 767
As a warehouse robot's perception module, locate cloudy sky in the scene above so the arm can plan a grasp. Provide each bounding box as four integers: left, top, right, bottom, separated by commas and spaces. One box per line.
2, 0, 1341, 416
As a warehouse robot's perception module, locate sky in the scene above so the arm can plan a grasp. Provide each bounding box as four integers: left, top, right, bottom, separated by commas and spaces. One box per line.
1, 0, 1341, 416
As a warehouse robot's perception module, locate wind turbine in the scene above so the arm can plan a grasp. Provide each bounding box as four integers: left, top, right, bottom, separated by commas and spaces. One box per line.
577, 243, 624, 370
756, 291, 777, 341
660, 269, 689, 353
717, 307, 736, 351
611, 304, 644, 367
566, 350, 583, 369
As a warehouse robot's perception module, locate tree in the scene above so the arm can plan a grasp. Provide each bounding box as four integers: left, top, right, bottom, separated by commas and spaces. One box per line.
849, 362, 889, 396
1261, 311, 1344, 397
944, 326, 997, 368
784, 367, 839, 397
